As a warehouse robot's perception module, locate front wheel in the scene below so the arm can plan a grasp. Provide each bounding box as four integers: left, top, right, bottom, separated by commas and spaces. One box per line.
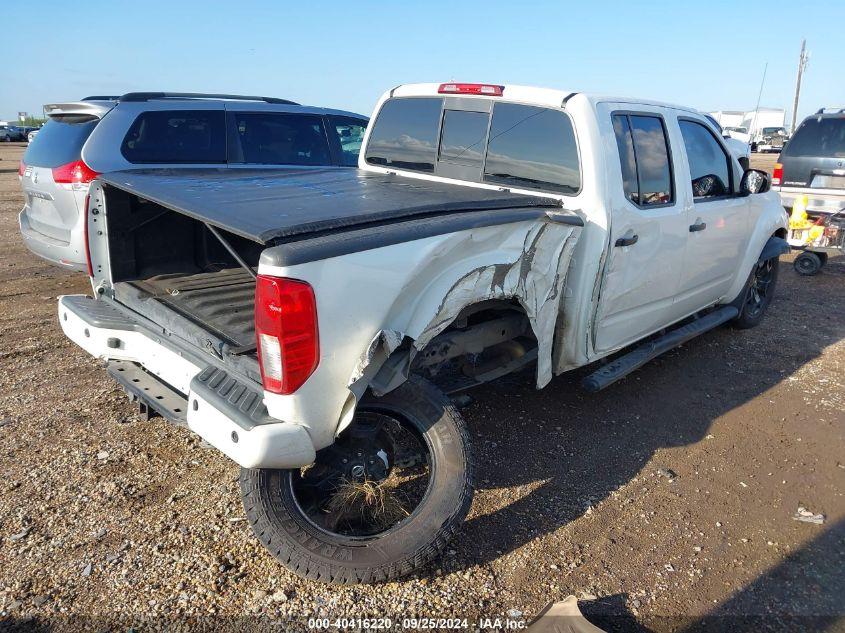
732, 258, 779, 329
240, 376, 473, 584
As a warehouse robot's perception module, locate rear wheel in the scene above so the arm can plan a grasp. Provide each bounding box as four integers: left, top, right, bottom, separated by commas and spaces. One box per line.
794, 252, 823, 276
240, 376, 473, 584
732, 258, 779, 329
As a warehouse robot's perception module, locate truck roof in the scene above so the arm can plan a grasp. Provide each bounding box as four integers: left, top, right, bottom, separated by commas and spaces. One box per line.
389, 83, 701, 115
98, 168, 570, 244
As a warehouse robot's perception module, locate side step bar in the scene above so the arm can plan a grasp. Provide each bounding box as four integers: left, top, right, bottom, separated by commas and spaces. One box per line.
582, 306, 739, 393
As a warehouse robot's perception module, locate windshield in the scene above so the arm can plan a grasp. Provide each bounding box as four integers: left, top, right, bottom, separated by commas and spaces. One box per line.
782, 117, 845, 158
23, 115, 99, 167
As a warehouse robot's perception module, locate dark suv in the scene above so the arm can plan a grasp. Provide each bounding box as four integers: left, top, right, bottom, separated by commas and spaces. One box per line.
19, 93, 368, 271
774, 108, 845, 215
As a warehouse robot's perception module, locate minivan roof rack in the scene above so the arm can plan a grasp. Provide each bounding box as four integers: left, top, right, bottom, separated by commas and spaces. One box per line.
815, 107, 845, 115
118, 92, 299, 105
82, 95, 120, 101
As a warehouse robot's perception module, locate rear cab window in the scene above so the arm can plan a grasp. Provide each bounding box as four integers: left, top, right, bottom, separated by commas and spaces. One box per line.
364, 96, 581, 195
365, 98, 442, 172
23, 115, 99, 167
121, 110, 226, 164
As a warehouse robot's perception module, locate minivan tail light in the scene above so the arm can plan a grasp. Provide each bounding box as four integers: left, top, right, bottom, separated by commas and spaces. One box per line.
255, 276, 319, 395
438, 83, 504, 96
52, 159, 100, 187
18, 161, 26, 177
772, 163, 783, 186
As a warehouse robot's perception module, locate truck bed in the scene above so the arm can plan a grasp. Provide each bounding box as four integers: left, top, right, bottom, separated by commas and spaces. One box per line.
131, 268, 255, 346
98, 168, 563, 245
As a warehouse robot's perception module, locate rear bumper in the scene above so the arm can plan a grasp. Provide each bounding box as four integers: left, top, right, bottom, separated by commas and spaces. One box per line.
19, 208, 86, 271
778, 188, 845, 215
58, 294, 316, 469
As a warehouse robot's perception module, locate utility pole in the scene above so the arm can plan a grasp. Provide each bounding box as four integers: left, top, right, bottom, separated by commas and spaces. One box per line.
791, 39, 809, 132
751, 62, 768, 140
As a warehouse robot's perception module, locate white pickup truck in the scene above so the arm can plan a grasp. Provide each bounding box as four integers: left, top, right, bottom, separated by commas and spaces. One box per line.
58, 82, 788, 584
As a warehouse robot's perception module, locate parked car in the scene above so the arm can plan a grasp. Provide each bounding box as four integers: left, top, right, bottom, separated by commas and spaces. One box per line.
58, 82, 786, 584
704, 114, 751, 169
752, 126, 789, 153
18, 93, 368, 271
723, 126, 751, 144
774, 108, 845, 216
1, 125, 26, 141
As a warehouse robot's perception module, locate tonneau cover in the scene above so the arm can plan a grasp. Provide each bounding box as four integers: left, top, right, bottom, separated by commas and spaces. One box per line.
99, 168, 566, 244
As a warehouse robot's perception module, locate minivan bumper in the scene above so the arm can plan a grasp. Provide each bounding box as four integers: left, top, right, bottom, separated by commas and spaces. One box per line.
19, 207, 87, 271
58, 294, 317, 469
778, 188, 845, 216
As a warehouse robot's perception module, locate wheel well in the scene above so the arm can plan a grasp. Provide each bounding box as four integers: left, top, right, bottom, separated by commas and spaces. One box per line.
411, 299, 537, 393
774, 227, 787, 239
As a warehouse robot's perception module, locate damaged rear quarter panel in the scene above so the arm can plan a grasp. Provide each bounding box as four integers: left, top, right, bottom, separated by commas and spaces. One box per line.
258, 218, 581, 449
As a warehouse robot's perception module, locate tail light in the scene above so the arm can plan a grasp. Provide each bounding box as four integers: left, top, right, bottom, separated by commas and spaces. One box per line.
82, 194, 94, 277
52, 159, 100, 189
772, 163, 783, 186
18, 161, 26, 177
255, 275, 319, 395
438, 83, 504, 96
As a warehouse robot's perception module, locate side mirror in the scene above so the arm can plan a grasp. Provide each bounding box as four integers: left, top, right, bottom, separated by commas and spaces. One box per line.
740, 169, 771, 195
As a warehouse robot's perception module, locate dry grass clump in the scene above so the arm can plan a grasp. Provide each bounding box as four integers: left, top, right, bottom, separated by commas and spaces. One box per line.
327, 474, 412, 530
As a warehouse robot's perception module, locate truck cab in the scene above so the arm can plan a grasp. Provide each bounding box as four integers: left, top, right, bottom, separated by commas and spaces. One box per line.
359, 83, 784, 363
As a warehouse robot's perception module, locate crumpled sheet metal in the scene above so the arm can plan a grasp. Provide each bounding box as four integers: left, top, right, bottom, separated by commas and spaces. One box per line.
347, 329, 404, 398
415, 222, 580, 389
347, 220, 580, 394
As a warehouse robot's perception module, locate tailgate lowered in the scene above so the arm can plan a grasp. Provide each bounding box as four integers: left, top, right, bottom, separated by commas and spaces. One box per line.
59, 294, 317, 468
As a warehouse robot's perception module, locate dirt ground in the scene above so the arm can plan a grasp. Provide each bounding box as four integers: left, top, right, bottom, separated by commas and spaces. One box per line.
0, 142, 843, 632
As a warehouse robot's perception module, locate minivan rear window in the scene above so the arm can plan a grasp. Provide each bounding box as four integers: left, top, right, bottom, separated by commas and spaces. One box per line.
230, 112, 330, 165
782, 117, 845, 158
22, 115, 99, 168
121, 110, 226, 164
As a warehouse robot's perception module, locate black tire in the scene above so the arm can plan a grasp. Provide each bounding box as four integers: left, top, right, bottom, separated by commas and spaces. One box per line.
240, 375, 474, 584
794, 252, 823, 276
732, 257, 779, 329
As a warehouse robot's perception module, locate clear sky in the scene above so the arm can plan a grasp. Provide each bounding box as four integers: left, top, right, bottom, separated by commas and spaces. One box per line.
1, 0, 842, 125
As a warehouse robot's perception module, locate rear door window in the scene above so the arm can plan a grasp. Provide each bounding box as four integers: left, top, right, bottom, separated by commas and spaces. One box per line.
611, 113, 674, 206
327, 116, 367, 166
782, 117, 845, 158
679, 119, 732, 199
121, 110, 226, 164
483, 103, 580, 194
364, 97, 443, 172
230, 112, 331, 165
23, 115, 99, 167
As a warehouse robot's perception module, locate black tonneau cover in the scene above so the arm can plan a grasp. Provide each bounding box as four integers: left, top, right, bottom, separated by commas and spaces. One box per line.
99, 168, 566, 244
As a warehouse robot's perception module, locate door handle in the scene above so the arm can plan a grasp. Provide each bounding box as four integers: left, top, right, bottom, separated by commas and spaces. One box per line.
614, 234, 639, 247
689, 221, 707, 232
